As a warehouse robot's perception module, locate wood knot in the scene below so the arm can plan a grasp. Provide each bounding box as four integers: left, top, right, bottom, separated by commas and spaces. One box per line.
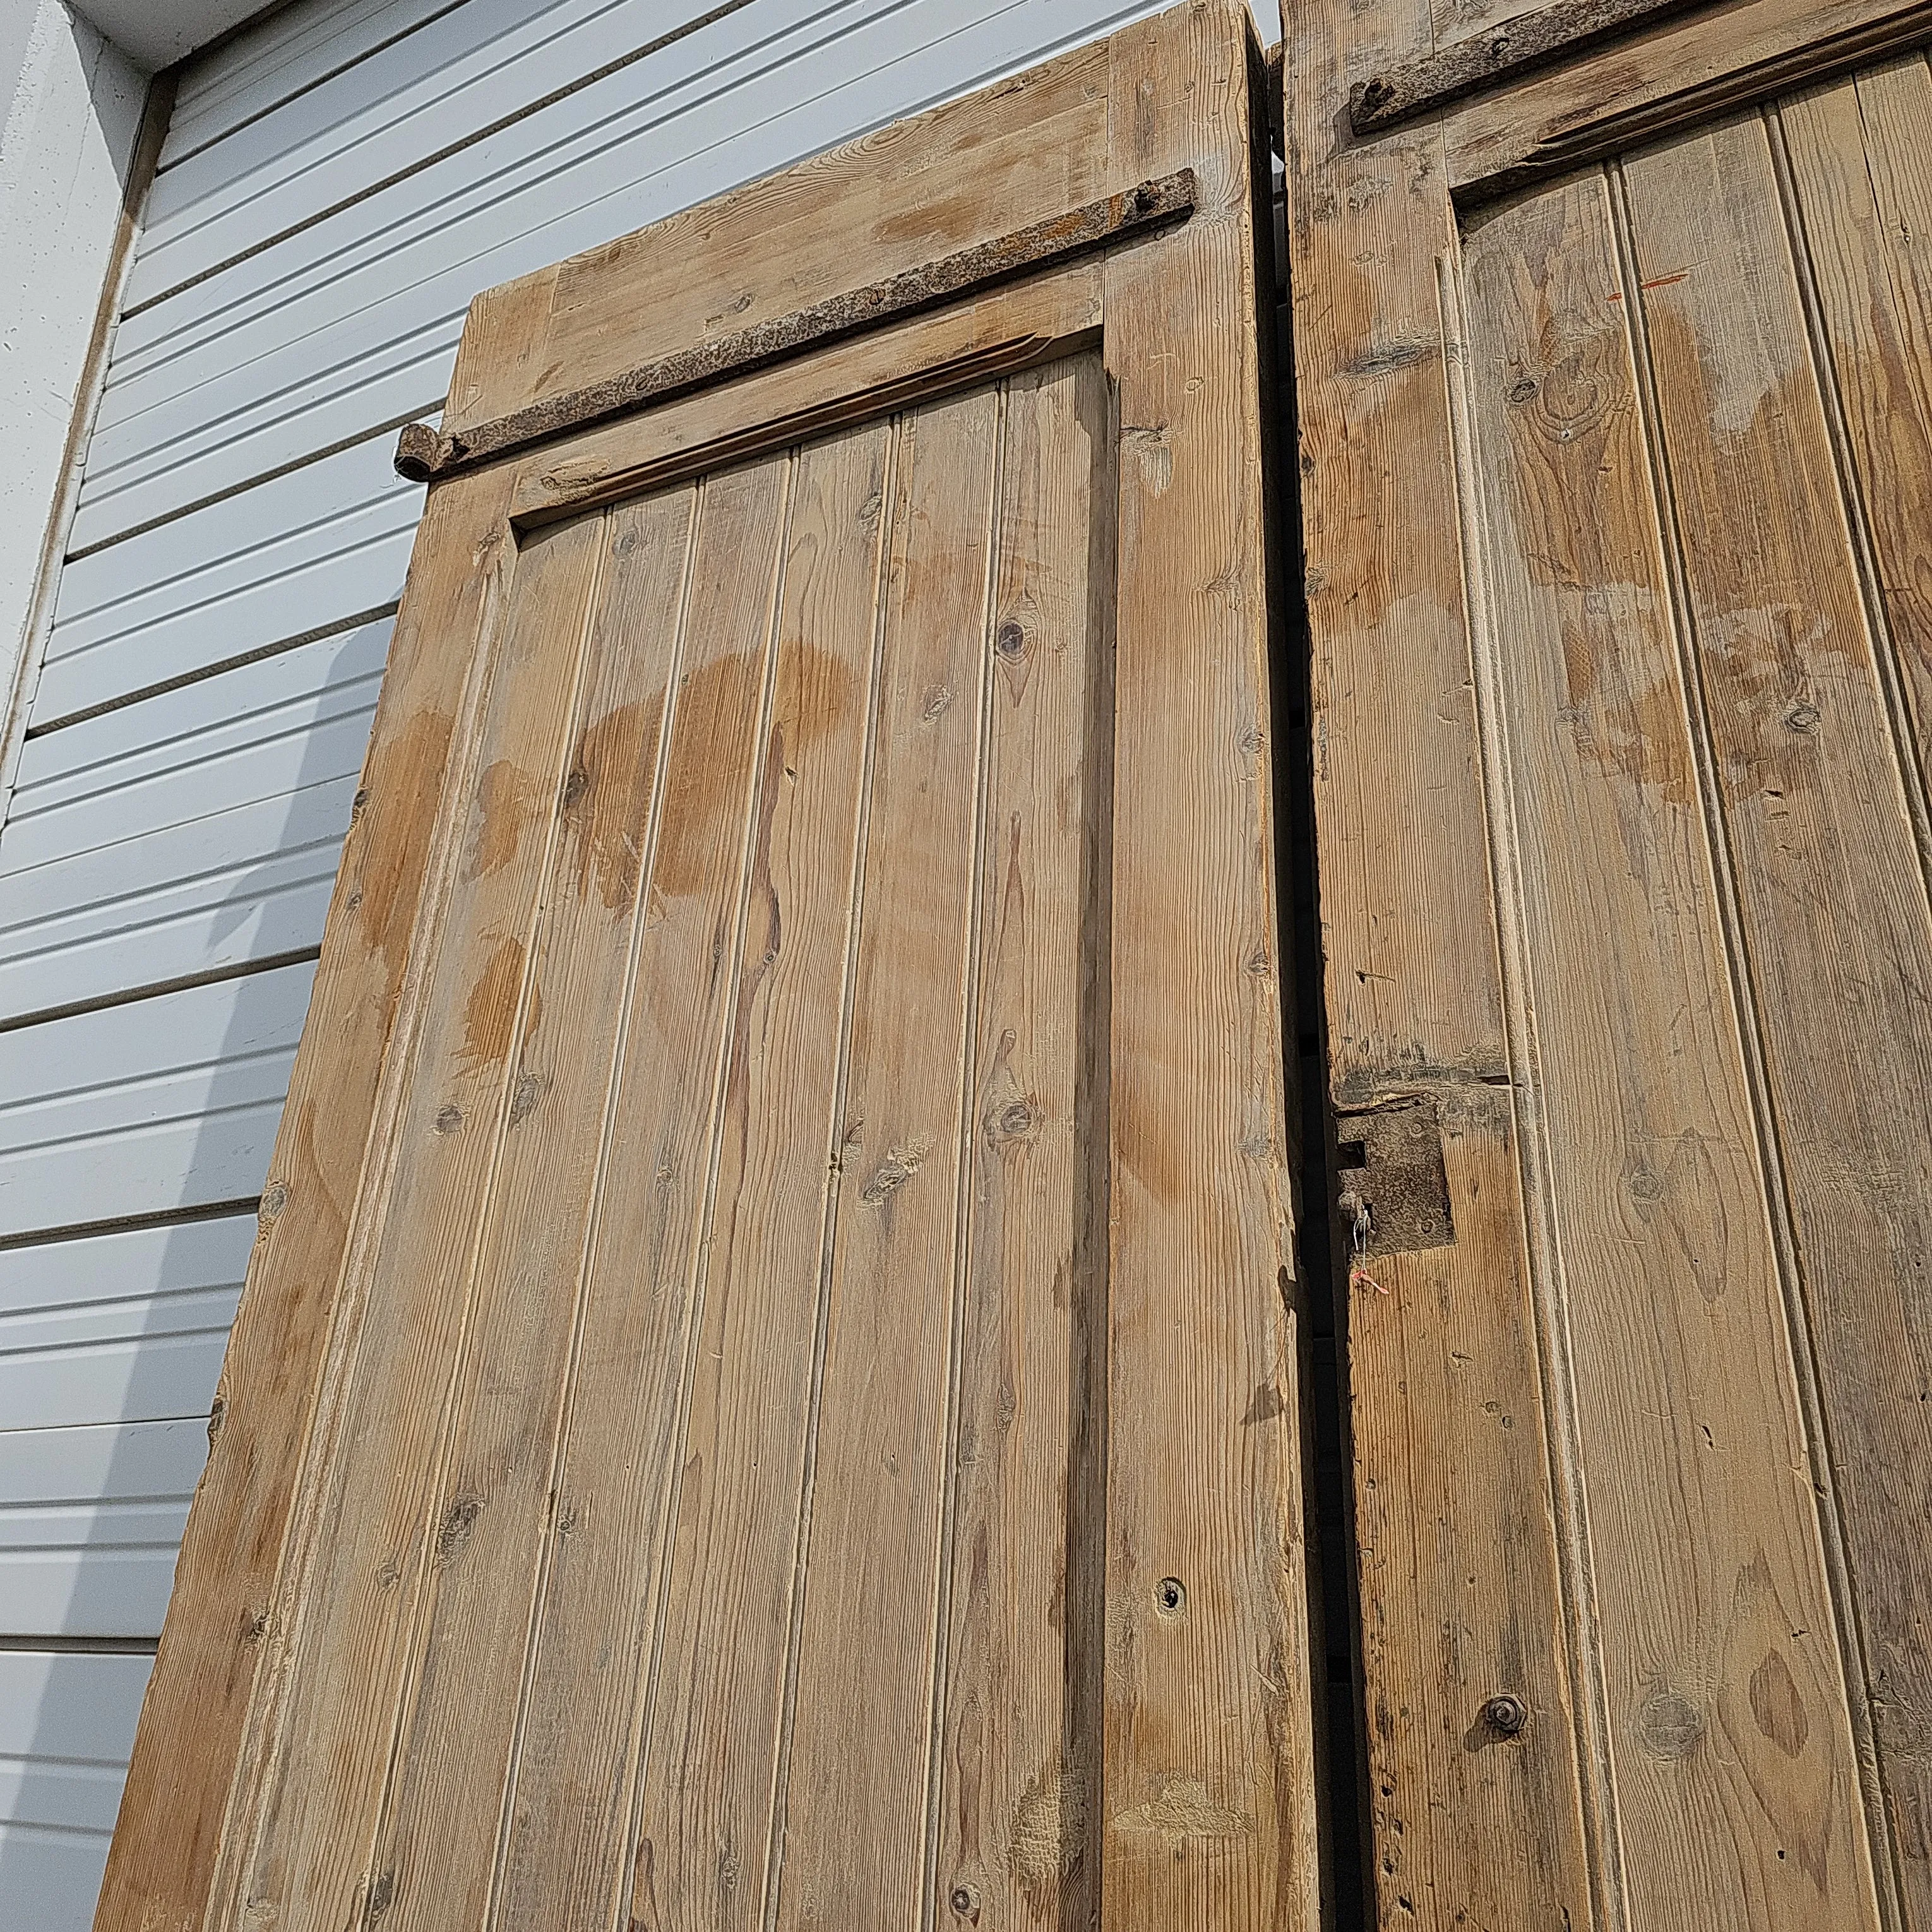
259, 1182, 289, 1222
362, 1869, 395, 1926
510, 1071, 546, 1125
994, 619, 1027, 661
1637, 1690, 1703, 1759
435, 1496, 482, 1563
432, 1105, 463, 1135
861, 1135, 934, 1205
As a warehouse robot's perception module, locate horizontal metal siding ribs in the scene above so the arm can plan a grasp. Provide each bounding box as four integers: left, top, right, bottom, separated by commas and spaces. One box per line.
0, 1651, 152, 1928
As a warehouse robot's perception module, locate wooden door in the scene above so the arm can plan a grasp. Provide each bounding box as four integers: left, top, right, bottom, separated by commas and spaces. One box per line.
98, 8, 1320, 1931
1285, 0, 1932, 1924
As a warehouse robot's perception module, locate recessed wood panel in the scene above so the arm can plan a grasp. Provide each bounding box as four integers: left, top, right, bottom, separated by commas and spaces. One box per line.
196, 357, 1119, 1932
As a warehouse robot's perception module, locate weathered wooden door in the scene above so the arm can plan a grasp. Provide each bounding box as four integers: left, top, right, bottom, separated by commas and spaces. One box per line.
99, 7, 1318, 1931
1285, 0, 1932, 1924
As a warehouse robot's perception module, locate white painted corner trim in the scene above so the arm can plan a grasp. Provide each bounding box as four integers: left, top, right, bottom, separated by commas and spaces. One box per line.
0, 1, 149, 791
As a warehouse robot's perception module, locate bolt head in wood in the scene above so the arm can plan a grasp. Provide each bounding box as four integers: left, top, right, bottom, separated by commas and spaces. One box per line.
1482, 1693, 1528, 1736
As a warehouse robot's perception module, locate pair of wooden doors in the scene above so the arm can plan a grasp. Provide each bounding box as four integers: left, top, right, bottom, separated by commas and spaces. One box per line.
96, 0, 1932, 1924
99, 7, 1318, 1932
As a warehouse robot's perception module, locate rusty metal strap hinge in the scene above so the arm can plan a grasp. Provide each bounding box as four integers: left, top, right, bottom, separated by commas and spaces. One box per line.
395, 169, 1196, 484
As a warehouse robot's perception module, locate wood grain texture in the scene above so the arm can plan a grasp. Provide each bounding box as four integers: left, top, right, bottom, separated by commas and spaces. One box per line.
397, 174, 1191, 482
106, 13, 1315, 1926
438, 39, 1117, 439
1444, 0, 1932, 200
1100, 8, 1318, 1929
1779, 69, 1932, 1902
767, 379, 1005, 1932
931, 353, 1113, 1932
369, 481, 708, 1932
1626, 106, 1932, 1923
1352, 0, 1714, 133
208, 508, 614, 1932
506, 264, 1102, 525
1461, 165, 1880, 1930
93, 462, 520, 1932
612, 426, 888, 1932
1282, 0, 1599, 1919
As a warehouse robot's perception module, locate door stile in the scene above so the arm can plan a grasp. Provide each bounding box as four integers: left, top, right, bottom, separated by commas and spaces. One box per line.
1282, 0, 1602, 1924
1100, 10, 1321, 1931
94, 458, 525, 1932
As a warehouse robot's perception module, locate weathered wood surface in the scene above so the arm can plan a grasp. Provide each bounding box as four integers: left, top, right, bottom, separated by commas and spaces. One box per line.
1100, 9, 1318, 1929
1287, 0, 1932, 1912
1349, 0, 1712, 132
505, 264, 1105, 523
394, 174, 1193, 482
1284, 0, 1599, 1918
436, 37, 1123, 439
104, 8, 1317, 1928
1462, 161, 1881, 1929
1626, 103, 1932, 1920
1443, 0, 1932, 199
90, 453, 520, 1932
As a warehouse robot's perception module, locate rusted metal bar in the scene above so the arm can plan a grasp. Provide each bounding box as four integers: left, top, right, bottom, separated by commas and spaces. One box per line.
1348, 0, 1714, 134
395, 169, 1196, 483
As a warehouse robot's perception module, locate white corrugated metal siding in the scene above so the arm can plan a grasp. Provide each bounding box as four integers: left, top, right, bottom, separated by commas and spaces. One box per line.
0, 0, 1246, 1921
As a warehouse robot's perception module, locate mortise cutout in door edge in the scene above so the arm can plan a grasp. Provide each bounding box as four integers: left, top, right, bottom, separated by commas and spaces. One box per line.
1335, 1094, 1455, 1256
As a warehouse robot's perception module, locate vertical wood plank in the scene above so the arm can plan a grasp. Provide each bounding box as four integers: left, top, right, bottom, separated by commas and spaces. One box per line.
931, 354, 1112, 1929
768, 383, 1003, 1932
94, 463, 518, 1932
570, 421, 889, 1932
369, 486, 697, 1931
1101, 7, 1318, 1927
1462, 165, 1880, 1931
211, 510, 612, 1932
1779, 68, 1932, 1906
460, 455, 794, 1932
1628, 107, 1932, 1924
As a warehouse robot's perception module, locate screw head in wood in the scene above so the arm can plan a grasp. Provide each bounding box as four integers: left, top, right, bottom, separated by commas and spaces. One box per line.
1482, 1693, 1528, 1736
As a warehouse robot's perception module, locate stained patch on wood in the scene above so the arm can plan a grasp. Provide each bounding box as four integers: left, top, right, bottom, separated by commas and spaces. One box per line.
462, 936, 527, 1068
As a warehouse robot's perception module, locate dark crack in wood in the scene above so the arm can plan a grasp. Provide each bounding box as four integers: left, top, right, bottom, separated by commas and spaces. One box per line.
395, 169, 1196, 482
